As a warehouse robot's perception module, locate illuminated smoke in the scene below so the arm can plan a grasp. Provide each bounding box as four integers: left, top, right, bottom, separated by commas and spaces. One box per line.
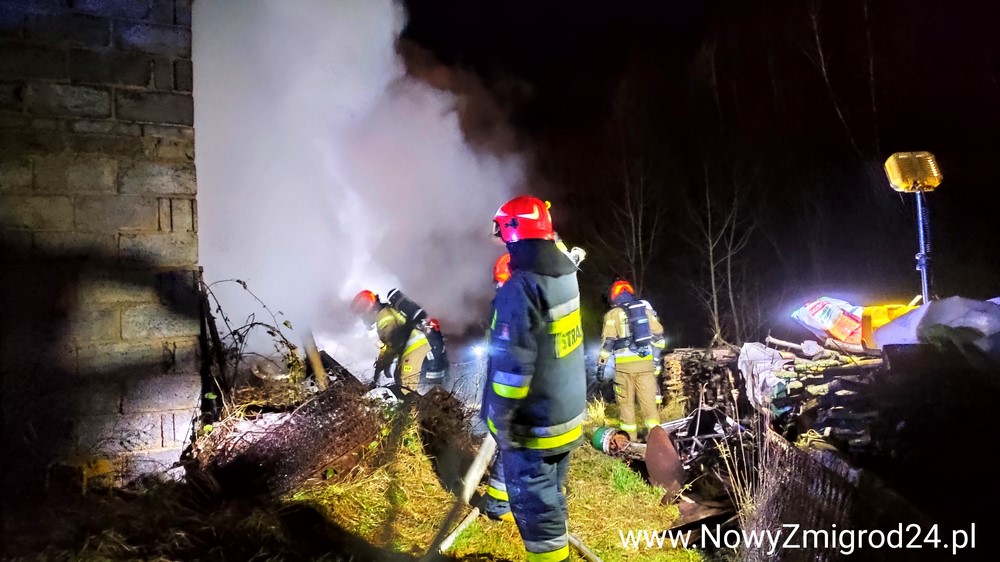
193, 0, 519, 374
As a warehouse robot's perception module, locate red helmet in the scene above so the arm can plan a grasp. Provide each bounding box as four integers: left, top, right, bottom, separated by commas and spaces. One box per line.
609, 279, 635, 302
493, 196, 555, 243
350, 289, 379, 317
493, 253, 512, 288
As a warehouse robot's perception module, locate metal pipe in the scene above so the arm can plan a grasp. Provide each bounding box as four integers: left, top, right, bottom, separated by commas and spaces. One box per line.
915, 188, 932, 304
438, 507, 480, 553
569, 533, 604, 562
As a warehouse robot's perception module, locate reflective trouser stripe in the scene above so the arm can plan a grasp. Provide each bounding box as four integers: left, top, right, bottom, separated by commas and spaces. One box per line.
525, 543, 570, 562
644, 418, 660, 429
619, 423, 637, 432
487, 485, 508, 501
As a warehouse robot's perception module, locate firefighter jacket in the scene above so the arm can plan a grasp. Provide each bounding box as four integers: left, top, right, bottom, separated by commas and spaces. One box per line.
374, 306, 428, 369
599, 299, 665, 374
485, 239, 587, 456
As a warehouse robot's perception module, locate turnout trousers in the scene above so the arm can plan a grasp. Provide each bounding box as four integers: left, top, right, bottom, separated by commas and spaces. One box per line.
483, 452, 512, 520
502, 448, 571, 562
614, 368, 660, 440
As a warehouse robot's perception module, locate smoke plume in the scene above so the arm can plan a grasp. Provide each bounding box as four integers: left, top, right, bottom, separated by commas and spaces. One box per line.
193, 0, 521, 372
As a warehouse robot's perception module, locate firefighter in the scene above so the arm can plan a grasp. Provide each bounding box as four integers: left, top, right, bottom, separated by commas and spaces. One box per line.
349, 289, 445, 393
481, 252, 514, 522
486, 195, 586, 562
596, 279, 666, 441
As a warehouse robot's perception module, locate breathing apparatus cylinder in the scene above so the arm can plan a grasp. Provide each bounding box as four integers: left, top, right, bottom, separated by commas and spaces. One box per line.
386, 288, 427, 324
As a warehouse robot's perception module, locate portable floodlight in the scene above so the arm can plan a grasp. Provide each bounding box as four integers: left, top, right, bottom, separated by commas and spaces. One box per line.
884, 152, 943, 304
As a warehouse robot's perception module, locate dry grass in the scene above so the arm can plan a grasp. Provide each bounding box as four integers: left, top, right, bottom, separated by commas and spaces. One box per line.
296, 400, 704, 561
297, 415, 458, 555
8, 398, 704, 561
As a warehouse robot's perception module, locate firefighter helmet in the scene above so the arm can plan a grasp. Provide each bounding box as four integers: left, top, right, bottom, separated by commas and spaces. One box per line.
609, 279, 635, 302
493, 253, 512, 288
350, 290, 379, 317
492, 196, 555, 243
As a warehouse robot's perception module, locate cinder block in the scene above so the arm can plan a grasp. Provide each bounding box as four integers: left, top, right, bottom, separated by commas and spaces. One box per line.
0, 45, 66, 80
150, 0, 174, 24
1, 83, 23, 111
0, 114, 32, 129
122, 374, 200, 414
70, 119, 142, 136
148, 137, 193, 161
27, 83, 111, 118
115, 90, 192, 125
122, 447, 186, 480
173, 59, 191, 92
115, 22, 191, 58
77, 268, 163, 304
50, 381, 123, 418
25, 12, 110, 47
34, 231, 117, 256
169, 338, 200, 374
163, 410, 198, 446
0, 158, 32, 193
0, 130, 65, 154
157, 197, 170, 231
119, 159, 195, 195
142, 124, 193, 140
30, 118, 60, 130
175, 0, 192, 27
3, 0, 70, 16
70, 0, 150, 21
119, 232, 197, 266
170, 198, 195, 232
75, 195, 159, 232
68, 305, 121, 342
33, 154, 116, 193
70, 49, 150, 86
0, 228, 33, 250
66, 133, 146, 157
78, 340, 167, 376
121, 301, 199, 340
153, 57, 172, 90
75, 413, 161, 453
154, 268, 199, 309
0, 195, 73, 229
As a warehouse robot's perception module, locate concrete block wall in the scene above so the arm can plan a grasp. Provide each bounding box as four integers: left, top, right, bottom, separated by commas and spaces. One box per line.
0, 0, 201, 484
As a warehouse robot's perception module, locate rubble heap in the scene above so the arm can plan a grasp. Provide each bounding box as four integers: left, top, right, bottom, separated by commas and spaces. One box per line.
191, 373, 380, 497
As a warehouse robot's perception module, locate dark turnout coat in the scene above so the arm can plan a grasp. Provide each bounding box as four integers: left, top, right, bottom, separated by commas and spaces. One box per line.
484, 239, 587, 456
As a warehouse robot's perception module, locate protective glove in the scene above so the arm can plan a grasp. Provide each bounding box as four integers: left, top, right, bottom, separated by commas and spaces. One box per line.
596, 364, 606, 379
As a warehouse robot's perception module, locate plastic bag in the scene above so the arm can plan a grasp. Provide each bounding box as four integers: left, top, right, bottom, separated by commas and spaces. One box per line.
791, 297, 864, 344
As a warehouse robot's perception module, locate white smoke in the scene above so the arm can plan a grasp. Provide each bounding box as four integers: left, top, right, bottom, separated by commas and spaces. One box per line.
193, 0, 519, 373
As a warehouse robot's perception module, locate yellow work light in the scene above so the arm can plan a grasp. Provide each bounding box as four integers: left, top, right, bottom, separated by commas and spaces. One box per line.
883, 152, 942, 304
884, 151, 943, 193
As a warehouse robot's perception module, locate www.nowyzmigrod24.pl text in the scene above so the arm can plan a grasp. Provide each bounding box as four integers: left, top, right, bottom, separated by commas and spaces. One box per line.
619, 523, 976, 556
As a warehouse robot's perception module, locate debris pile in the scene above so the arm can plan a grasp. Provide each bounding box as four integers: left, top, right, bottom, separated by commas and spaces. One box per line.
739, 337, 883, 453
191, 366, 381, 497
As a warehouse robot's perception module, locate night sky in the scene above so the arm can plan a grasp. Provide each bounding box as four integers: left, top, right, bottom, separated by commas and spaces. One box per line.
401, 0, 1000, 345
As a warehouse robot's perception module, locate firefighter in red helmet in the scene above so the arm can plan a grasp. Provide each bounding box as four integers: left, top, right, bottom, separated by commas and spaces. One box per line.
597, 278, 666, 441
486, 195, 585, 562
349, 289, 446, 393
